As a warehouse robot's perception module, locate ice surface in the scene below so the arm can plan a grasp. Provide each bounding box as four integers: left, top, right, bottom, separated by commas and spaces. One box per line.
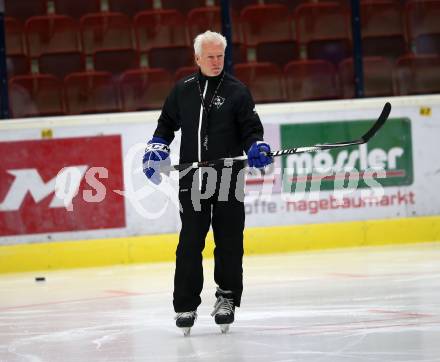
1, 242, 440, 362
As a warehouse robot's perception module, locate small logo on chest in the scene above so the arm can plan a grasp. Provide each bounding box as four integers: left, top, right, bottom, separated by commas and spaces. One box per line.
213, 96, 225, 109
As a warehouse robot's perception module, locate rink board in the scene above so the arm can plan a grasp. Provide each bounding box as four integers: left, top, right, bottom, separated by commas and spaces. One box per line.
1, 215, 439, 273
1, 95, 440, 272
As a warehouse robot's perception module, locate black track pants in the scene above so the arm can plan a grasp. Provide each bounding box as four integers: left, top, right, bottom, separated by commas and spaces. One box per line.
173, 167, 245, 313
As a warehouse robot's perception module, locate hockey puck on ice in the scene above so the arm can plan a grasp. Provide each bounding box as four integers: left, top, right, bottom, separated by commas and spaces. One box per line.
35, 277, 46, 282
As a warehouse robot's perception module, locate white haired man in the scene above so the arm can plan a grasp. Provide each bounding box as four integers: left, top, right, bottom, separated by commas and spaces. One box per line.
143, 31, 273, 335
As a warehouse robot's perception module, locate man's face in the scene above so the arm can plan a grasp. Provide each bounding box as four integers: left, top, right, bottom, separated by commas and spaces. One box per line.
195, 41, 225, 77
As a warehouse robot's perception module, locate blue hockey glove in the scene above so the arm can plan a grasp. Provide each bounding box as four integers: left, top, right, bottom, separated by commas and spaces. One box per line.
247, 141, 273, 169
142, 137, 170, 185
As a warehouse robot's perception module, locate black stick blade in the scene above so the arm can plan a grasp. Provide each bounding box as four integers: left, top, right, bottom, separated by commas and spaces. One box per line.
361, 102, 391, 143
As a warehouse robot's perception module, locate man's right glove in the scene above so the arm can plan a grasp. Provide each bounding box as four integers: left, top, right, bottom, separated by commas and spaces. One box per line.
142, 137, 170, 185
247, 141, 273, 169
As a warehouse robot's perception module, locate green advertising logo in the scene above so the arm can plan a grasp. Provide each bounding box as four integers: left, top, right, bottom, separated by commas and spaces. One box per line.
281, 118, 413, 192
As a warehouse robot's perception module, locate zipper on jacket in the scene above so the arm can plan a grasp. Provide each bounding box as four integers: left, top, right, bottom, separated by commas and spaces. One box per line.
198, 80, 208, 190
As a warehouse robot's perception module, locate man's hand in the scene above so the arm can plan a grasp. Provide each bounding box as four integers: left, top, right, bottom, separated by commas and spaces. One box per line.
247, 141, 273, 169
142, 137, 170, 184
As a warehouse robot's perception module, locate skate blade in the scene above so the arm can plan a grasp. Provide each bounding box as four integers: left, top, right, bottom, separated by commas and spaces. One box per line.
181, 327, 191, 336
219, 324, 230, 334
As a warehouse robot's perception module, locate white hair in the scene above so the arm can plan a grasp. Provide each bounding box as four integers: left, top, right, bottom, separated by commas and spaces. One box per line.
193, 30, 227, 55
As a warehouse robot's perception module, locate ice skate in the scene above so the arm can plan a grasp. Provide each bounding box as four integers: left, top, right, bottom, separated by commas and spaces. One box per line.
175, 311, 197, 336
211, 289, 235, 334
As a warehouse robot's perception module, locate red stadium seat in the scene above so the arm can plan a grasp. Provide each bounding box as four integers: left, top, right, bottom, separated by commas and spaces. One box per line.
5, 17, 26, 56
264, 0, 312, 12
187, 7, 244, 62
25, 15, 81, 58
360, 0, 406, 59
7, 55, 31, 77
148, 46, 195, 74
9, 74, 65, 117
161, 0, 211, 14
187, 7, 222, 40
5, 0, 47, 22
187, 7, 241, 44
394, 54, 440, 95
229, 0, 259, 13
39, 51, 85, 80
93, 49, 140, 77
240, 4, 293, 47
234, 62, 285, 103
295, 2, 351, 65
54, 0, 101, 19
325, 0, 350, 8
119, 68, 173, 111
80, 13, 134, 55
405, 0, 440, 54
256, 40, 299, 68
174, 66, 198, 81
284, 60, 340, 101
134, 10, 189, 52
108, 0, 153, 16
339, 57, 394, 98
231, 43, 248, 64
64, 71, 120, 114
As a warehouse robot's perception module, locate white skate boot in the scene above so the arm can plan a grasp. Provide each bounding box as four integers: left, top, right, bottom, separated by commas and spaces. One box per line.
175, 311, 197, 336
211, 289, 235, 334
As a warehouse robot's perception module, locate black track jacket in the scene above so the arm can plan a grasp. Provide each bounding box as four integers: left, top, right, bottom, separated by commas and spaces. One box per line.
153, 70, 264, 164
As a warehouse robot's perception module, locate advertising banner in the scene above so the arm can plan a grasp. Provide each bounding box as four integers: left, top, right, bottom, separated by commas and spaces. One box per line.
280, 118, 413, 191
1, 96, 440, 245
0, 135, 125, 236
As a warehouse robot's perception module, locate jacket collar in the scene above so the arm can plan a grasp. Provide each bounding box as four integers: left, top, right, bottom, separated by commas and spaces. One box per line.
197, 69, 225, 84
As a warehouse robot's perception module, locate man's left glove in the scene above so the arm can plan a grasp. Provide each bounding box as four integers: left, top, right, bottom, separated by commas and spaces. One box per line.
247, 141, 273, 168
142, 137, 170, 185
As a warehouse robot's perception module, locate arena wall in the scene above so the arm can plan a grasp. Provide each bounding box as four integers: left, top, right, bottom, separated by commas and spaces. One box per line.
1, 95, 439, 273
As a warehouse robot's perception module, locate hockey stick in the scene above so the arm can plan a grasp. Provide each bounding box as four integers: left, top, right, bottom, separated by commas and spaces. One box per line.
162, 102, 391, 172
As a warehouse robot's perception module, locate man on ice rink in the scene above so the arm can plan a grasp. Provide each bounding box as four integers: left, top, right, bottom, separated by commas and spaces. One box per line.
143, 30, 273, 335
